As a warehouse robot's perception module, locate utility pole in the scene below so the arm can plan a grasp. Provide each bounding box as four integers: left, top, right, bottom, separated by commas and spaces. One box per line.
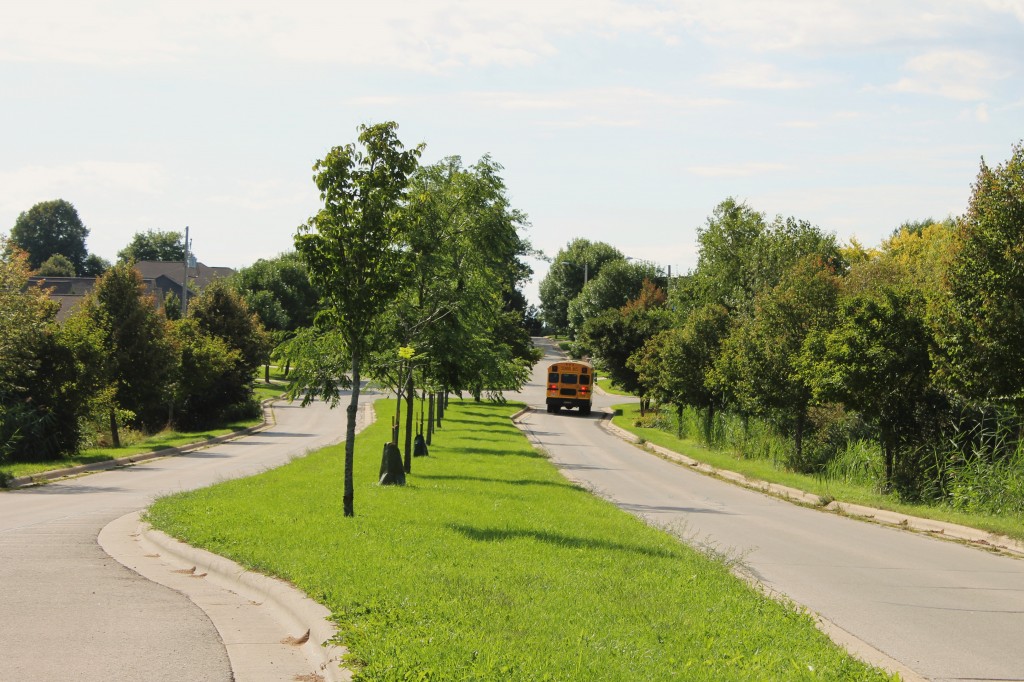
180, 225, 190, 318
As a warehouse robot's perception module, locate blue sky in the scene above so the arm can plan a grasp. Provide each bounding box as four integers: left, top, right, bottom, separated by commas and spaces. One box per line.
2, 1, 1022, 304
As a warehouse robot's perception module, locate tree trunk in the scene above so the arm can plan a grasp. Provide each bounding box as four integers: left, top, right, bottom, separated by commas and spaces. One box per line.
109, 408, 121, 449
264, 363, 270, 383
677, 403, 683, 439
403, 371, 414, 473
794, 411, 805, 467
881, 431, 896, 494
427, 392, 435, 445
284, 359, 291, 378
343, 350, 361, 517
393, 379, 402, 445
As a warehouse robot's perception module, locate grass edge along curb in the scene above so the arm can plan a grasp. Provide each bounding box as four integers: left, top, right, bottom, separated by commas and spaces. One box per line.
602, 409, 1024, 559
513, 407, 921, 682
127, 511, 349, 681
149, 399, 894, 681
4, 398, 278, 489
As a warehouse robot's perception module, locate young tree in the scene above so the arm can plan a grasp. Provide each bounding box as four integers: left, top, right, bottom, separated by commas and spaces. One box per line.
117, 229, 185, 263
294, 122, 423, 517
10, 199, 90, 273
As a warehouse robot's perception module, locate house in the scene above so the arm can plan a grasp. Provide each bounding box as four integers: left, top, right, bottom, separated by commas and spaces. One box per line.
133, 261, 235, 311
28, 261, 235, 321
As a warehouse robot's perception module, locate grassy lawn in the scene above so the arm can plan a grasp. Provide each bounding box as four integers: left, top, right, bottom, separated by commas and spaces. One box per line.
1, 420, 262, 483
254, 365, 290, 401
596, 376, 633, 396
612, 403, 1024, 543
147, 399, 893, 681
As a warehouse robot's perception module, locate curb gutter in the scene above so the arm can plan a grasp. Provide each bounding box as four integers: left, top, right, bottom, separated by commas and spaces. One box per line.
515, 405, 929, 681
598, 414, 1024, 558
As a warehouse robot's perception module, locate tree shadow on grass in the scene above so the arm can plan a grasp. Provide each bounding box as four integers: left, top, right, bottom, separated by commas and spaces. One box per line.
447, 523, 680, 559
417, 473, 577, 490
445, 445, 544, 459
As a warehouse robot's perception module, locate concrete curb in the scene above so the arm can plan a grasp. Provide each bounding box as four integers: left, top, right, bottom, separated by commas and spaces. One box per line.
6, 398, 279, 489
100, 511, 349, 682
598, 414, 1024, 558
143, 516, 348, 682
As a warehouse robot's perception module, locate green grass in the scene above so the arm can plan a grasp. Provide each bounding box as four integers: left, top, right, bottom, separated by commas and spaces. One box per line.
612, 403, 1024, 542
0, 420, 260, 482
596, 376, 633, 396
147, 399, 893, 681
253, 365, 290, 401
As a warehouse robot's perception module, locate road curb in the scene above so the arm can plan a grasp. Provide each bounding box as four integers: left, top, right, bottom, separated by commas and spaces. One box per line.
598, 414, 1024, 558
100, 511, 350, 682
5, 398, 279, 489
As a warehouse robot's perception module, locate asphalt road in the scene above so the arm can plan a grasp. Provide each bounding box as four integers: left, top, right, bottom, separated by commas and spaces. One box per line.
0, 395, 375, 682
519, 338, 1024, 682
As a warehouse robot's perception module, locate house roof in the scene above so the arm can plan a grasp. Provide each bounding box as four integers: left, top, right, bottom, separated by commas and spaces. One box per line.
134, 261, 235, 289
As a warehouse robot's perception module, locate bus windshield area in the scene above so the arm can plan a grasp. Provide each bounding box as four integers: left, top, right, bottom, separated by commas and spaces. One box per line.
549, 372, 590, 385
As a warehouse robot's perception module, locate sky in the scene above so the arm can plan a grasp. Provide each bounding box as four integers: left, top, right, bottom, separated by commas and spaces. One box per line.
2, 1, 1022, 305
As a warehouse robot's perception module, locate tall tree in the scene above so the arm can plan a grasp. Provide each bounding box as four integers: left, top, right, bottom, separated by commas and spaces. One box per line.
567, 260, 661, 335
944, 141, 1024, 404
10, 199, 90, 273
578, 287, 672, 400
186, 279, 271, 423
117, 229, 185, 263
632, 303, 730, 440
692, 199, 844, 313
73, 263, 176, 445
802, 286, 934, 490
538, 239, 624, 333
294, 122, 423, 517
713, 256, 841, 464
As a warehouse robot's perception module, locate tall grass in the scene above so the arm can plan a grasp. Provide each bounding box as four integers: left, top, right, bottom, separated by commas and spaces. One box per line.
637, 400, 1024, 523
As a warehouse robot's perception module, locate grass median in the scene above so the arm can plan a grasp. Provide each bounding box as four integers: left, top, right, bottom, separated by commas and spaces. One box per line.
147, 399, 894, 681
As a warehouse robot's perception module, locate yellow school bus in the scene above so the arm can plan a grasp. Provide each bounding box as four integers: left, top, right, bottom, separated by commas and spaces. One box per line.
545, 361, 594, 415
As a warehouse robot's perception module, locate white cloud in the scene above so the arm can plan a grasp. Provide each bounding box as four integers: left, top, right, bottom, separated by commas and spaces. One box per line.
667, 0, 1024, 51
466, 88, 731, 112
0, 162, 165, 214
704, 62, 819, 90
0, 1, 678, 70
886, 49, 1002, 101
686, 162, 790, 177
975, 103, 990, 122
